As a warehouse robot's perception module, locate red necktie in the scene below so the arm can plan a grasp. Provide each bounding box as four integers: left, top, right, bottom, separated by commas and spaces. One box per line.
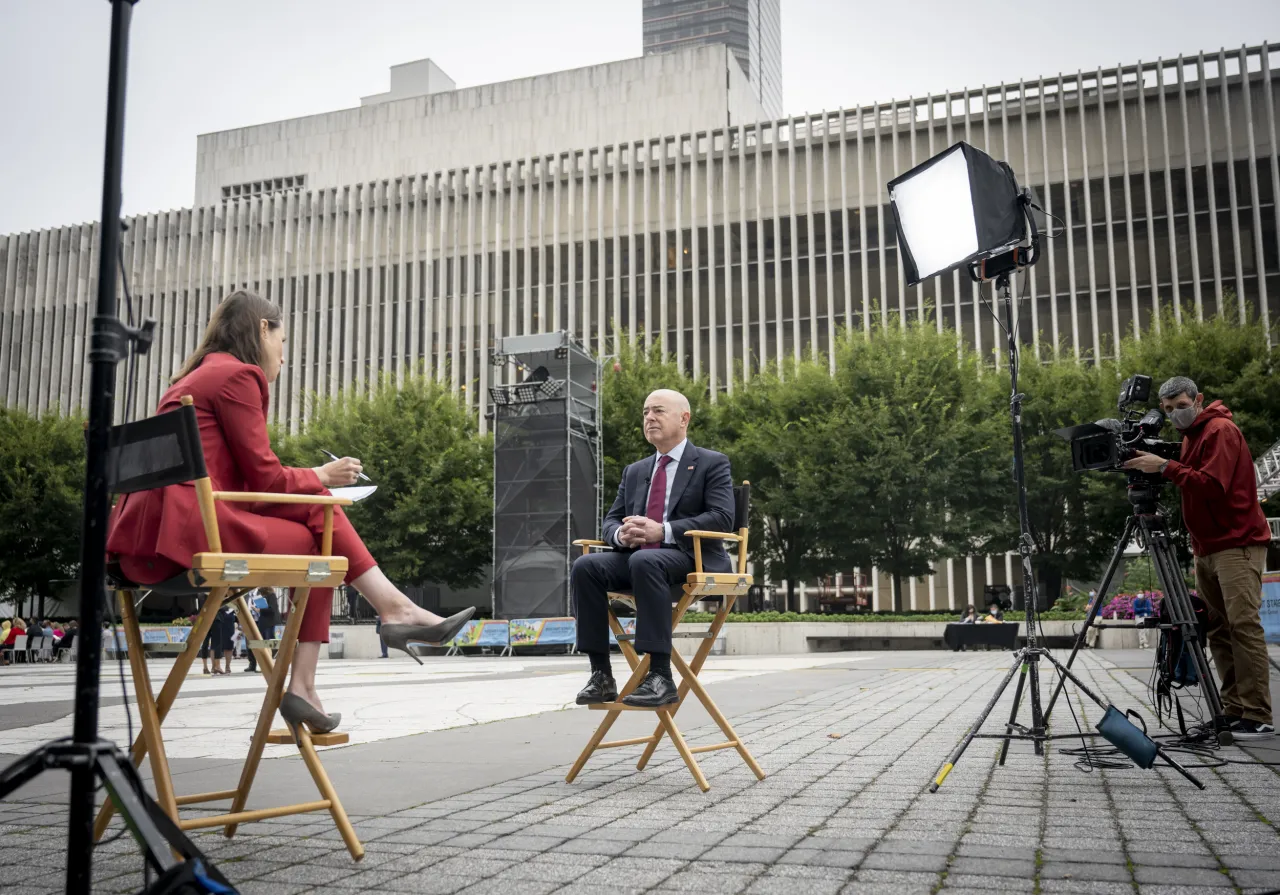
642, 455, 673, 550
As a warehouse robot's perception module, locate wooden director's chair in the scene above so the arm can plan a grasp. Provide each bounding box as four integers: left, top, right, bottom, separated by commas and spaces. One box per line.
92, 396, 364, 860
566, 481, 765, 792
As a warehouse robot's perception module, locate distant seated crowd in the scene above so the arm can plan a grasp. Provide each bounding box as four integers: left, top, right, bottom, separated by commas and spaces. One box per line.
0, 617, 79, 665
958, 602, 1007, 625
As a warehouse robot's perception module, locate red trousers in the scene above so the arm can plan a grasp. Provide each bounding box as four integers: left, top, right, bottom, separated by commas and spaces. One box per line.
120, 502, 377, 644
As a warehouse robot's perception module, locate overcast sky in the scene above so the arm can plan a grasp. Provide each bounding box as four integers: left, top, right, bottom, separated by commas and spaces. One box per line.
2, 0, 1277, 235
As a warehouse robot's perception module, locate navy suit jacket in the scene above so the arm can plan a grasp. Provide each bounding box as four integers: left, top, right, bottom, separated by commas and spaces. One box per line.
602, 441, 736, 573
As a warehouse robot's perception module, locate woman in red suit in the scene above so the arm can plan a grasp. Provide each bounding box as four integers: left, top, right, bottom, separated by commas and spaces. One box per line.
107, 291, 473, 734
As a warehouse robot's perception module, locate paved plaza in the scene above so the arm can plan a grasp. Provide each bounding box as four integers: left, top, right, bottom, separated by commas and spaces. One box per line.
2, 648, 1279, 894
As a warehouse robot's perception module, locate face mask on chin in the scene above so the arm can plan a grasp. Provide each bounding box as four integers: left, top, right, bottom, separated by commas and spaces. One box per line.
1170, 405, 1199, 430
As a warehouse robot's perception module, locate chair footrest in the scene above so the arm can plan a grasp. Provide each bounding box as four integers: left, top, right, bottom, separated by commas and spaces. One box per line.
246, 640, 281, 649
588, 702, 675, 712
672, 631, 718, 639
616, 634, 635, 642
266, 728, 349, 746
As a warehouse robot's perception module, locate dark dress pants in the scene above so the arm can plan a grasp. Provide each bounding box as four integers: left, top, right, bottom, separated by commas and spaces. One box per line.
572, 547, 695, 655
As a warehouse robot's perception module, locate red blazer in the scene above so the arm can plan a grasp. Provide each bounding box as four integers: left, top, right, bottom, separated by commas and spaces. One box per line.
106, 352, 325, 582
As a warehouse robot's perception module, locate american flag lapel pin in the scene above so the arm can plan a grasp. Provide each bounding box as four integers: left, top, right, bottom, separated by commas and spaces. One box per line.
687, 465, 694, 470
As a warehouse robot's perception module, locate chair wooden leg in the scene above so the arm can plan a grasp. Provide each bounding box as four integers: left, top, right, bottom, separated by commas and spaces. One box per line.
223, 586, 308, 839
292, 724, 364, 860
636, 591, 730, 770
671, 649, 765, 781
117, 592, 180, 823
565, 613, 651, 784
653, 704, 710, 792
93, 587, 230, 840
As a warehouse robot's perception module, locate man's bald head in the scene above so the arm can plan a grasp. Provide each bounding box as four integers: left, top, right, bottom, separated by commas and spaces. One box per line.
643, 389, 691, 453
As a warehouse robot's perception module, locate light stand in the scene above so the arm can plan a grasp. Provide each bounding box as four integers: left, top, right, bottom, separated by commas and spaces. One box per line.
0, 3, 236, 893
926, 210, 1204, 792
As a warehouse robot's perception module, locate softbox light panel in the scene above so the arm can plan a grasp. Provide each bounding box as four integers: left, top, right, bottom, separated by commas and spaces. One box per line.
888, 141, 1025, 286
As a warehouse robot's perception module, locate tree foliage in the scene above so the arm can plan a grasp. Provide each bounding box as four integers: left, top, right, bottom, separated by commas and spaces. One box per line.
821, 319, 1008, 611
710, 358, 844, 610
274, 373, 492, 590
979, 343, 1129, 605
0, 406, 85, 608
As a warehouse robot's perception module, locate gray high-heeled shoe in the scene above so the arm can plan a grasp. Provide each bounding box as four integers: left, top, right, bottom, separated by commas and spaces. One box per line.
279, 692, 341, 737
381, 607, 477, 665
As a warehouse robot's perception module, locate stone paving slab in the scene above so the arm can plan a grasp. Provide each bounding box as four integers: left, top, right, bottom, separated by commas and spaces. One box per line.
2, 651, 1279, 894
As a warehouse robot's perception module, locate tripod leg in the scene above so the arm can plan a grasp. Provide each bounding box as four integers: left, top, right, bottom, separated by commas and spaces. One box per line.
0, 748, 50, 799
95, 750, 179, 875
932, 653, 1023, 792
1044, 516, 1134, 723
998, 658, 1029, 766
1028, 656, 1045, 756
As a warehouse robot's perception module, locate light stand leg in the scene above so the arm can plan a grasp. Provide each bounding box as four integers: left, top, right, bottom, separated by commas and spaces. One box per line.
931, 652, 1024, 791
1043, 516, 1136, 723
997, 657, 1030, 766
1038, 650, 1205, 789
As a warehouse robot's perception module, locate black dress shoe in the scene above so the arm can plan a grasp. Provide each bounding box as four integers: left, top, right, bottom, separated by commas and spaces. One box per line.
575, 671, 619, 705
622, 672, 679, 707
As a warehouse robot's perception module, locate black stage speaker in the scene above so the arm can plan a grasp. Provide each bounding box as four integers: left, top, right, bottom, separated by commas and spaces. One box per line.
489, 332, 601, 619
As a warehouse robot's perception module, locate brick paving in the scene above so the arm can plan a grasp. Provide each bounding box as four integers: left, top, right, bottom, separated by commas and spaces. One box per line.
3, 651, 1279, 894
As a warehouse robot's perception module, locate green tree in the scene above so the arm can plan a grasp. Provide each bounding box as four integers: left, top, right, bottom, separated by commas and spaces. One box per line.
979, 345, 1130, 606
0, 406, 85, 617
600, 333, 709, 497
711, 358, 845, 611
275, 373, 492, 589
1117, 308, 1280, 457
821, 319, 1007, 612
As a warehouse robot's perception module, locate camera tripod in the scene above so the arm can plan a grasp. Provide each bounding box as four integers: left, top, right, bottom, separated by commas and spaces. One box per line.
1043, 479, 1232, 743
928, 269, 1205, 792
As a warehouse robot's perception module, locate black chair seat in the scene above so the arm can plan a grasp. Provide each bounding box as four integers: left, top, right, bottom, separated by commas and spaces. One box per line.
106, 562, 210, 597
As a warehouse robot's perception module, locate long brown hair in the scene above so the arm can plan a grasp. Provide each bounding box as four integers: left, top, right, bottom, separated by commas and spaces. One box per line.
172, 290, 282, 383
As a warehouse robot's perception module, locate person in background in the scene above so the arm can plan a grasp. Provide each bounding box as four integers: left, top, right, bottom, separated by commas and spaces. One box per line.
52, 622, 64, 639
1084, 591, 1101, 649
960, 605, 978, 624
983, 600, 1005, 624
245, 603, 262, 673
54, 620, 78, 656
40, 619, 54, 639
1, 618, 26, 665
1132, 591, 1154, 649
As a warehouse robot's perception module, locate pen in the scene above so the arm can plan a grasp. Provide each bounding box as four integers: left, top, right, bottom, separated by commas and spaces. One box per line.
320, 448, 372, 482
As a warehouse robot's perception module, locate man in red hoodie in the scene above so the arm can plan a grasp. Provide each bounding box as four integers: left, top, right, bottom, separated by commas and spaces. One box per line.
1125, 376, 1274, 740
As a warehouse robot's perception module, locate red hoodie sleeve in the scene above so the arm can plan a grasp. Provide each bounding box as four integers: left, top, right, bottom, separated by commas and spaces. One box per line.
1162, 421, 1236, 500
214, 366, 325, 495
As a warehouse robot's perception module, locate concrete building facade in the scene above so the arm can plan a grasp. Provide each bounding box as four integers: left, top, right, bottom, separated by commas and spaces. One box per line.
643, 0, 783, 120
4, 44, 1279, 610
194, 46, 766, 206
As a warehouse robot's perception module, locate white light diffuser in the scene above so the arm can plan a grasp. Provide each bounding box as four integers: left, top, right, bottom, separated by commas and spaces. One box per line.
888, 141, 1026, 286
890, 146, 979, 282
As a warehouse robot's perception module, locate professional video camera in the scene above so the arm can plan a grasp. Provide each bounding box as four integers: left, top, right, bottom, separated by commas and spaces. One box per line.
1054, 374, 1181, 474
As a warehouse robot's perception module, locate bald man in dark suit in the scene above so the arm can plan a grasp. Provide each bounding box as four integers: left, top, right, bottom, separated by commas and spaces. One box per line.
571, 389, 735, 708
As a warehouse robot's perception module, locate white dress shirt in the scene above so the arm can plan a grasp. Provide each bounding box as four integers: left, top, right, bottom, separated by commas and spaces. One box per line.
614, 438, 687, 548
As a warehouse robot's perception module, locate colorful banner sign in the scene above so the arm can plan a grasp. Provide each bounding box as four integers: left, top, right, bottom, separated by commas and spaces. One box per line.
1262, 572, 1280, 645
608, 617, 636, 644
509, 617, 576, 647
448, 619, 510, 648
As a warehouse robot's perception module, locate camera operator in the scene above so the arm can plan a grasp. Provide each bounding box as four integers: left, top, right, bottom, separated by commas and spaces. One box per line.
1123, 376, 1273, 740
